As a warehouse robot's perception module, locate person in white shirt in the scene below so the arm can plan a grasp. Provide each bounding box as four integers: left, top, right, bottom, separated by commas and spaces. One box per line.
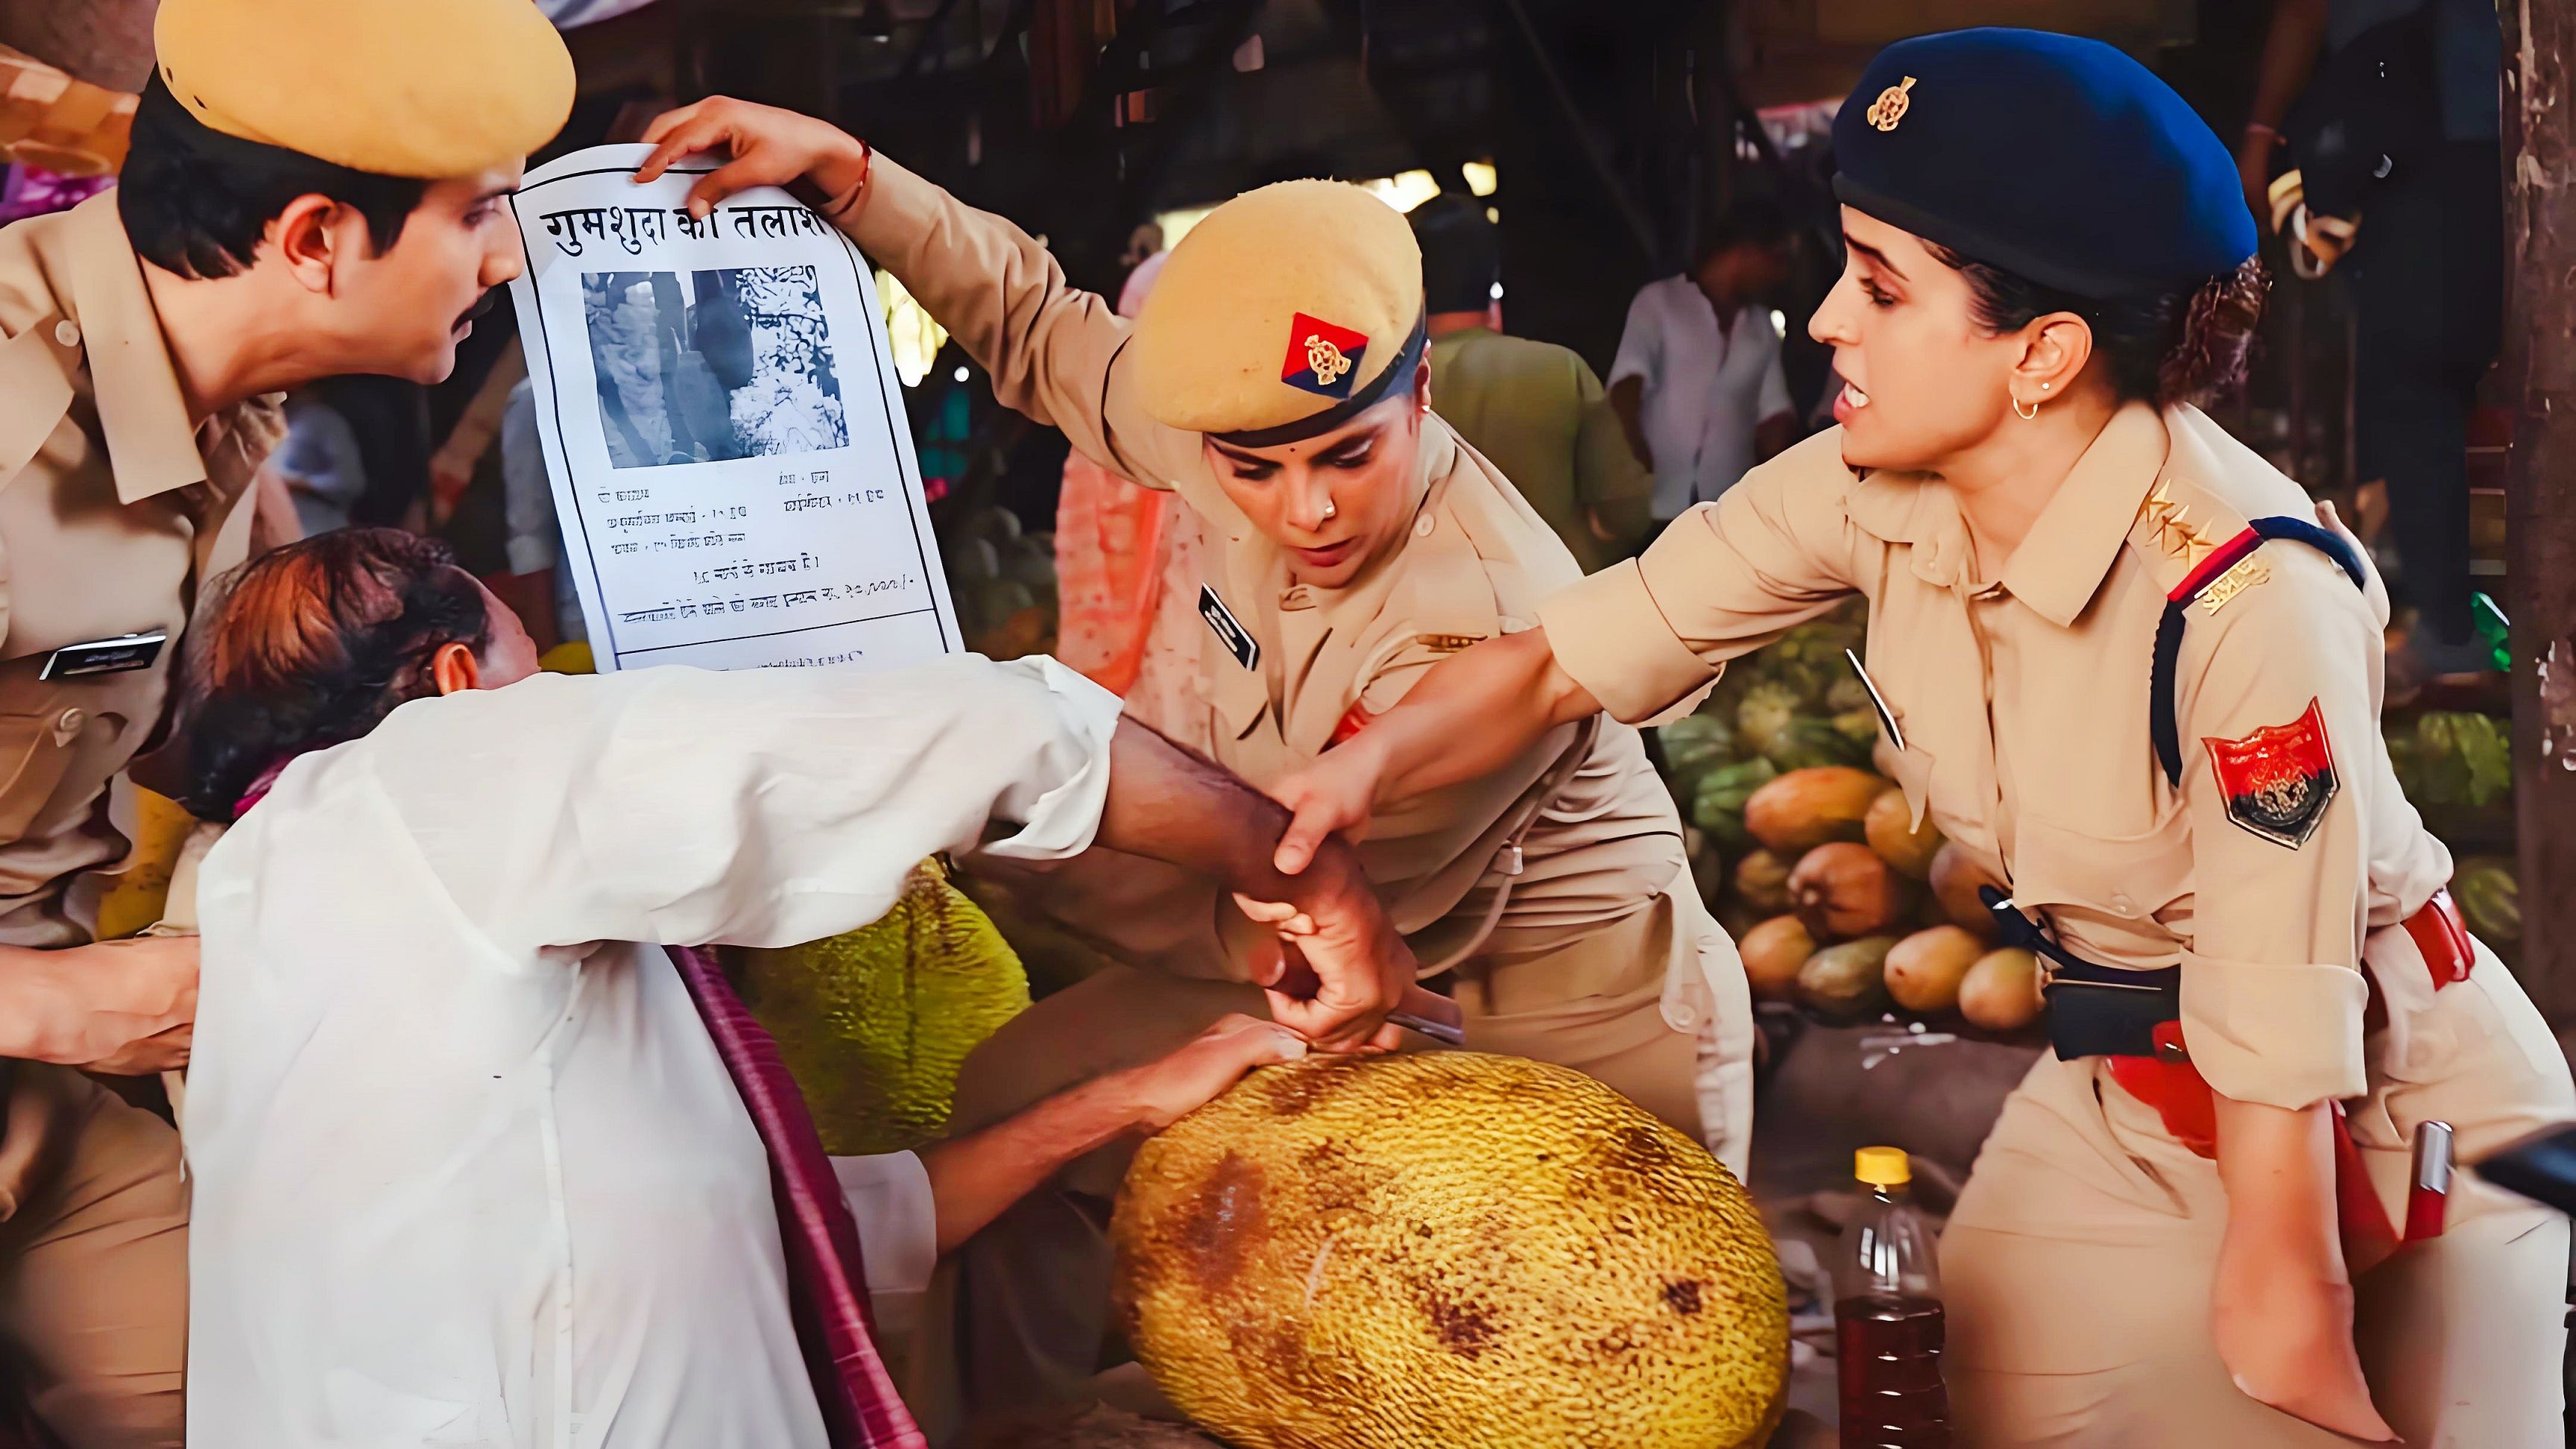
1606, 195, 1799, 522
171, 528, 1437, 1448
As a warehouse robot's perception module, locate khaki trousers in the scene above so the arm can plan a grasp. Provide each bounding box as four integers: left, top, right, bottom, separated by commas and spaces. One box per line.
1942, 931, 2575, 1448
0, 1064, 187, 1448
908, 886, 1746, 1442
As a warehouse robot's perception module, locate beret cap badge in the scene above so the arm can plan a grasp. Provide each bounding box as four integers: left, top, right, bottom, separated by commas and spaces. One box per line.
1866, 75, 1917, 132
1281, 312, 1371, 400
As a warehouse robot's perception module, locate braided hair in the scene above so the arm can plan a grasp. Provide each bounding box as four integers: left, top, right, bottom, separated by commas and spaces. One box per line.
179, 528, 491, 821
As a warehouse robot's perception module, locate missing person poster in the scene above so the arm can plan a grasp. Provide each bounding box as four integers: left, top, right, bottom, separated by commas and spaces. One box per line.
504, 144, 960, 672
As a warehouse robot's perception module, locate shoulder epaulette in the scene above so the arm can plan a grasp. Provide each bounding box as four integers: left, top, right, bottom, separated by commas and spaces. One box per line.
2150, 515, 2367, 787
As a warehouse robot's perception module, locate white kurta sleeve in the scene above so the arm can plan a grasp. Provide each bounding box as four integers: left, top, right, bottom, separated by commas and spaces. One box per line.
353, 653, 1122, 956
831, 1153, 941, 1298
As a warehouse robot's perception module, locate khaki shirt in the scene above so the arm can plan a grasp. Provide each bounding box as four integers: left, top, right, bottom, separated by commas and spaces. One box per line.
1425, 326, 1650, 574
1544, 402, 2446, 1111
0, 190, 278, 947
842, 159, 1685, 976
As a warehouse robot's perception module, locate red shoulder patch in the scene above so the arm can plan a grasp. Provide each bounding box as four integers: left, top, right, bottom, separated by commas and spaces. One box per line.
2203, 698, 2339, 849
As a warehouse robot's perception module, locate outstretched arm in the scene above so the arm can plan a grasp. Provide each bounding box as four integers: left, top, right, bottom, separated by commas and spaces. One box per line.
1269, 629, 1599, 874
913, 1014, 1304, 1253
637, 98, 1199, 490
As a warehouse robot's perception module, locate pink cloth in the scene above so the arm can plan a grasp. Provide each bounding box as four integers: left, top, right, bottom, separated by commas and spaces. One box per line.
669, 947, 925, 1449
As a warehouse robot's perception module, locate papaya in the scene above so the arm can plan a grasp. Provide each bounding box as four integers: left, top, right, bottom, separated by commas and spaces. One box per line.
1743, 766, 1883, 854
1884, 926, 1983, 1014
1731, 849, 1796, 915
1928, 842, 2002, 944
1787, 842, 1915, 941
1960, 948, 2045, 1032
1863, 786, 1943, 880
1798, 936, 1897, 1020
1738, 915, 1816, 1003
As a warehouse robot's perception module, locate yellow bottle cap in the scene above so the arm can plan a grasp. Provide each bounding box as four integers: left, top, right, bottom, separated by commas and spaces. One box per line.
1855, 1146, 1911, 1187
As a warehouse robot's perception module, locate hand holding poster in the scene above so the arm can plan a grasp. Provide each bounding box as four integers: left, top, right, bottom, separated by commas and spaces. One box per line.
505, 144, 960, 672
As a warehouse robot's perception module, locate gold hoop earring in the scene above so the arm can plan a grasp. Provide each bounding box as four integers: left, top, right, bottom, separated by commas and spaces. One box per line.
2012, 394, 2040, 421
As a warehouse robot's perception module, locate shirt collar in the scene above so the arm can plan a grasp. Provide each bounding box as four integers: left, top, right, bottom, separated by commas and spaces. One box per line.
1998, 401, 2169, 626
58, 191, 215, 505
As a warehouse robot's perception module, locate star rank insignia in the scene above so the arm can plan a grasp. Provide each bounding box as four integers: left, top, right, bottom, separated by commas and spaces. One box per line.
1281, 312, 1370, 400
2138, 481, 2220, 570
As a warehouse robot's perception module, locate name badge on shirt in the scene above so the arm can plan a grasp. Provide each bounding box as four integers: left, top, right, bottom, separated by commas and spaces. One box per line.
40, 631, 167, 681
1199, 586, 1259, 672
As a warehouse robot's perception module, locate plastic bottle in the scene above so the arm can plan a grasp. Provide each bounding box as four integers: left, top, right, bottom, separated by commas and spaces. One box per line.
1834, 1146, 1951, 1448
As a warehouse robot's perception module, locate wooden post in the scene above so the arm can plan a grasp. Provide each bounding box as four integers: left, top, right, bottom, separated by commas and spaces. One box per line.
2499, 0, 2576, 1023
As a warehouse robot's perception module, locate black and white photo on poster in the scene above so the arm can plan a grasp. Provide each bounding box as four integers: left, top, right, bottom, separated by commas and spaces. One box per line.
581, 266, 850, 469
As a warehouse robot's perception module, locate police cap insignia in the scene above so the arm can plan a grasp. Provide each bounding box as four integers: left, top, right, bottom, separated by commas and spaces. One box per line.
1281, 313, 1371, 400
2204, 699, 2338, 849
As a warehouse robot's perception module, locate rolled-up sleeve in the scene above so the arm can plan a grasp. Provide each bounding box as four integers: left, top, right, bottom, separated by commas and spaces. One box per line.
836, 156, 1200, 492
2174, 549, 2378, 1108
1536, 432, 1860, 724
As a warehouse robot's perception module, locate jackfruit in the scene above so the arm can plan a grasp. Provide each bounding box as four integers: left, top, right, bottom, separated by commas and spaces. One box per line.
1112, 1052, 1789, 1449
734, 859, 1030, 1155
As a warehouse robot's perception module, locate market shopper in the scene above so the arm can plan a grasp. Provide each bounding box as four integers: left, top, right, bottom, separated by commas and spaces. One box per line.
634, 96, 1756, 1433
0, 0, 572, 1441
1269, 29, 2575, 1448
174, 528, 1424, 1448
1409, 195, 1652, 572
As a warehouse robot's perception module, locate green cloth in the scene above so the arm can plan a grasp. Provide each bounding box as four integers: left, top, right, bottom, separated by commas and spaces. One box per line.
1427, 326, 1652, 573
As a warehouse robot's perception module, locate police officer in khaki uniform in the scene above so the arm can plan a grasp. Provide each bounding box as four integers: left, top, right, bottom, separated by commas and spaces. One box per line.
636, 98, 1756, 1433
0, 3, 569, 1442
1274, 29, 2574, 1449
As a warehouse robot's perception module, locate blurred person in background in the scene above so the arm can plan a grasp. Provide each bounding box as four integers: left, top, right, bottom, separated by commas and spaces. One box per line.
2238, 0, 2502, 683
1609, 195, 1798, 523
1411, 195, 1652, 572
0, 0, 573, 1440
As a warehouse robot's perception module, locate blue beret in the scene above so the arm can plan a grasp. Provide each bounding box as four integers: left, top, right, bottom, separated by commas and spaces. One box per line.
1832, 28, 2255, 299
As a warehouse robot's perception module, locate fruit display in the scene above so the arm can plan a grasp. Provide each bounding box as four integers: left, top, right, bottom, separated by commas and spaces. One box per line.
944, 504, 1060, 661
1112, 1052, 1790, 1449
1655, 600, 2040, 1034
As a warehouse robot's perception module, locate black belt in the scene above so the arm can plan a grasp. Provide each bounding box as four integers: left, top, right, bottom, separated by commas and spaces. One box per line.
1980, 886, 2181, 1060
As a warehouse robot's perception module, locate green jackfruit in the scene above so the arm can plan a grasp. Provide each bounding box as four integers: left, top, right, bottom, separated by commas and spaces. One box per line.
736, 859, 1031, 1155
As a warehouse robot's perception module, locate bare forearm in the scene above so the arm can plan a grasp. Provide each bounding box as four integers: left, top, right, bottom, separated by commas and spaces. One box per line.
916, 1069, 1152, 1254
0, 946, 74, 1060
1368, 629, 1600, 804
2212, 1095, 2345, 1274
1100, 719, 1368, 909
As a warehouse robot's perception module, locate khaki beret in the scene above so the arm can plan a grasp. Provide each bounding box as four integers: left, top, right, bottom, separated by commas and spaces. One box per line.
154, 0, 574, 179
1131, 180, 1426, 443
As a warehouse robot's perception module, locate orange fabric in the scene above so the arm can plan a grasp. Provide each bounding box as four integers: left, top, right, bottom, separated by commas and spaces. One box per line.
1052, 457, 1173, 697
1328, 704, 1373, 748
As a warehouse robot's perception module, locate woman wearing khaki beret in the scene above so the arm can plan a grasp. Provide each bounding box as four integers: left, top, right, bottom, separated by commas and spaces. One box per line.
636, 98, 1757, 1433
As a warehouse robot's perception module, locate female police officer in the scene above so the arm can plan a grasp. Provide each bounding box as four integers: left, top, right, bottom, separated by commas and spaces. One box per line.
636, 98, 1755, 1429
1268, 28, 2575, 1449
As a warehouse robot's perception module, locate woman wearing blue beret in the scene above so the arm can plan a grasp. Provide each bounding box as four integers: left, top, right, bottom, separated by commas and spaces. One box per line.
1271, 26, 2572, 1448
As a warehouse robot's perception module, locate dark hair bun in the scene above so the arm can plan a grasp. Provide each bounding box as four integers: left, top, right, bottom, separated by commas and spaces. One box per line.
1934, 244, 2268, 408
